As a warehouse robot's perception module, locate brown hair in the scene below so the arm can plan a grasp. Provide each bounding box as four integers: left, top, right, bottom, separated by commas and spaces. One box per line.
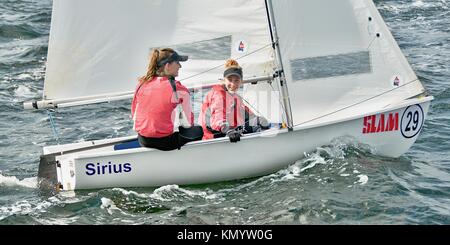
225, 59, 241, 70
223, 59, 243, 79
139, 48, 175, 83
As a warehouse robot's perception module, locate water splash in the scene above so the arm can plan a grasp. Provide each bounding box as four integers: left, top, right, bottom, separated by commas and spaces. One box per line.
0, 199, 54, 223
150, 185, 219, 202
0, 174, 37, 188
100, 197, 123, 215
14, 84, 35, 99
355, 175, 369, 185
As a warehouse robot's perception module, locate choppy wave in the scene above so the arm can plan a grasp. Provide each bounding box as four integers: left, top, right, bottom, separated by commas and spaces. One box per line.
0, 174, 37, 188
0, 23, 42, 40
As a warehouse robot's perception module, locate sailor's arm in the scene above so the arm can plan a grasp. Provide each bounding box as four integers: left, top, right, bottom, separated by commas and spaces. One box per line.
209, 91, 229, 133
176, 83, 195, 125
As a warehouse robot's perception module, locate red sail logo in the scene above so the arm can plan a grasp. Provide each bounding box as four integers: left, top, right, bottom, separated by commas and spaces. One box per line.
362, 113, 399, 134
393, 76, 400, 86
238, 41, 245, 52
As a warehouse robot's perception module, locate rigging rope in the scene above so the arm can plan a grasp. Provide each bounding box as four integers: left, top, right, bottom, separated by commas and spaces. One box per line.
46, 109, 60, 145
240, 82, 288, 127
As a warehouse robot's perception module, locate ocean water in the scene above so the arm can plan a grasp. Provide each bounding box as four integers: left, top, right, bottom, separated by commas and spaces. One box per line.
0, 0, 449, 225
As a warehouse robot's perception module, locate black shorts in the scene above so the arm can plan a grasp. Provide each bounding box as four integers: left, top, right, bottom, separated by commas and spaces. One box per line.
138, 126, 203, 151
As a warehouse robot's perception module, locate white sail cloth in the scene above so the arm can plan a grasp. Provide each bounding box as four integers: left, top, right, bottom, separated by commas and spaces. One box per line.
43, 0, 274, 101
256, 0, 426, 126
42, 0, 426, 129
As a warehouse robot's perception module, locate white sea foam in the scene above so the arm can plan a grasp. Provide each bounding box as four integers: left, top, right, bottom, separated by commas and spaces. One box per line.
37, 216, 79, 225
100, 197, 122, 215
412, 0, 425, 8
338, 167, 347, 174
14, 85, 35, 98
0, 200, 32, 221
300, 154, 327, 173
355, 175, 369, 185
280, 153, 328, 181
17, 73, 33, 80
150, 185, 179, 201
150, 184, 218, 201
0, 199, 53, 221
111, 188, 148, 198
0, 174, 37, 188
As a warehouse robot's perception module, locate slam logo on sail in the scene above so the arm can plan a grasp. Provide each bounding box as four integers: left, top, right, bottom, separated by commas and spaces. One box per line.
85, 162, 132, 176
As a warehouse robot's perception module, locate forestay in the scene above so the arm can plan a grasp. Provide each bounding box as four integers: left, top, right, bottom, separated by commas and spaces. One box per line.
43, 0, 275, 103
247, 0, 426, 126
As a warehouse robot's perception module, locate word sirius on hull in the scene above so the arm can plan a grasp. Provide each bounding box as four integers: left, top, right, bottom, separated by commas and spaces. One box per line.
85, 162, 132, 176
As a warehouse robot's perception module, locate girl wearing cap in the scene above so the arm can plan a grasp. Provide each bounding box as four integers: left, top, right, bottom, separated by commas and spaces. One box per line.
131, 48, 203, 151
199, 59, 269, 142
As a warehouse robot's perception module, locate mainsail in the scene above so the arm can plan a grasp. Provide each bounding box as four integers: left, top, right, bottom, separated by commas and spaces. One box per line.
41, 0, 274, 105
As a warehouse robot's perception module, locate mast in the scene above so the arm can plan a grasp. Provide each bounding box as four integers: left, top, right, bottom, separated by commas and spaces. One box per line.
265, 0, 294, 130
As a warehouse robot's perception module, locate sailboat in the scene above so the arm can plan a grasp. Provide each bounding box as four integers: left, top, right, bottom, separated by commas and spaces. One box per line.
25, 0, 433, 191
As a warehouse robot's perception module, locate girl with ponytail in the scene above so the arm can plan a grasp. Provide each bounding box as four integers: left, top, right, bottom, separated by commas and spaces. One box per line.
131, 48, 203, 151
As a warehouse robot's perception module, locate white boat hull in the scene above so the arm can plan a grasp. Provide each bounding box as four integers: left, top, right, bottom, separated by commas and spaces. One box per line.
42, 97, 432, 191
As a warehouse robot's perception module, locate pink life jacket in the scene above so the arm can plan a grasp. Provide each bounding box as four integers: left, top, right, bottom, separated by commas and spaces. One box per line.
198, 85, 254, 140
131, 76, 194, 138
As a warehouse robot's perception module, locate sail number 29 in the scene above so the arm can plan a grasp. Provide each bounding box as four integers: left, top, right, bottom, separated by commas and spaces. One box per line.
405, 111, 420, 132
401, 105, 424, 138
